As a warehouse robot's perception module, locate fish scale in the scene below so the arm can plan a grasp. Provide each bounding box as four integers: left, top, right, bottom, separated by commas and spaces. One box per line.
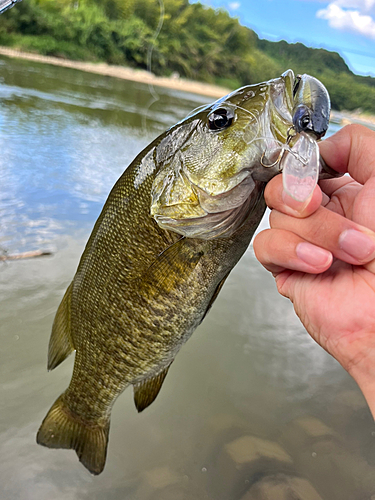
37, 70, 336, 475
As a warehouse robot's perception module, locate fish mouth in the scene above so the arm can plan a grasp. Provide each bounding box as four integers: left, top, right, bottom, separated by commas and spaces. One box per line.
252, 71, 331, 182
151, 75, 294, 225
151, 71, 331, 240
151, 75, 293, 239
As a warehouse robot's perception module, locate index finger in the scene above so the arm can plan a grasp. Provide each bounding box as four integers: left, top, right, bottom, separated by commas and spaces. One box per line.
265, 174, 323, 218
319, 124, 375, 185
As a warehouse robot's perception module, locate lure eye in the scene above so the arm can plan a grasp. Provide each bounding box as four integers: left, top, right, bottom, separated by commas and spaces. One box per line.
293, 104, 313, 134
208, 107, 235, 131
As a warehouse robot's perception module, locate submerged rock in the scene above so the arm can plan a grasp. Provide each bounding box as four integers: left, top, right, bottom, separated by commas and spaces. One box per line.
241, 473, 323, 500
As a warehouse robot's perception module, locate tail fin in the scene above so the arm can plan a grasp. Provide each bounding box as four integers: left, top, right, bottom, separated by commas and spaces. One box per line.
36, 394, 110, 475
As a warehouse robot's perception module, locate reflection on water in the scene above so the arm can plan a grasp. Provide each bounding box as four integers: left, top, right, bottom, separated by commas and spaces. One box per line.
0, 56, 208, 254
0, 56, 374, 500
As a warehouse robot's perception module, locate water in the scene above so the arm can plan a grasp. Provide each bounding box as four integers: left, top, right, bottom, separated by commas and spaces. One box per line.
0, 56, 374, 500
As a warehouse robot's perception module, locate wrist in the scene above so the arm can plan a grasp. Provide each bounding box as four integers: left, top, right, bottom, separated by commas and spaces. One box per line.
329, 328, 375, 420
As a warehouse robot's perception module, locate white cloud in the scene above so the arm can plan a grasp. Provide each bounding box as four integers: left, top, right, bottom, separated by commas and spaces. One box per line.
228, 2, 240, 10
334, 0, 375, 13
317, 1, 375, 39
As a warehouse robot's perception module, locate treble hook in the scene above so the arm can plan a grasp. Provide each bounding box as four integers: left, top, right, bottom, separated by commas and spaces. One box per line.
260, 126, 297, 170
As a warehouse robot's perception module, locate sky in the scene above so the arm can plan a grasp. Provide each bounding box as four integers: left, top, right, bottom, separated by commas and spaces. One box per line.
195, 0, 375, 77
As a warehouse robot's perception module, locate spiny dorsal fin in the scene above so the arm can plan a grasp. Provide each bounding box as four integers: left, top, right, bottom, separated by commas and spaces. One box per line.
133, 364, 172, 412
48, 282, 75, 371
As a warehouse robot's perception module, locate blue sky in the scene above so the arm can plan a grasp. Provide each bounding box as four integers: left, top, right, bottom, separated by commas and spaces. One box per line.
196, 0, 375, 77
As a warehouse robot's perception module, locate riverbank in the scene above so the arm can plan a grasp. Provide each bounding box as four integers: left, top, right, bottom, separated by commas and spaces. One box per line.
330, 109, 375, 129
0, 46, 374, 129
0, 46, 230, 99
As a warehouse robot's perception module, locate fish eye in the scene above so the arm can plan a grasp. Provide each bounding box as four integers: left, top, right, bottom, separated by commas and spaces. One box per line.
208, 107, 235, 131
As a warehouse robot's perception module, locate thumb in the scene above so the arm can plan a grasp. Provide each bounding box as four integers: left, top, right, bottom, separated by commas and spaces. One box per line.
319, 124, 375, 185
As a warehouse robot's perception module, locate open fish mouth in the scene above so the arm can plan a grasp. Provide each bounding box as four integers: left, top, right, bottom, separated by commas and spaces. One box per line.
36, 70, 334, 476
151, 70, 332, 240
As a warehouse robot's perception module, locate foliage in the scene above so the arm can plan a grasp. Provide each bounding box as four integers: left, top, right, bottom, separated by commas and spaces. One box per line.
1, 0, 374, 112
258, 39, 351, 76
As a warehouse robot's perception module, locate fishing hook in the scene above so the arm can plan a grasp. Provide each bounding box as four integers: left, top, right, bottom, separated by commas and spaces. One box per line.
260, 126, 297, 170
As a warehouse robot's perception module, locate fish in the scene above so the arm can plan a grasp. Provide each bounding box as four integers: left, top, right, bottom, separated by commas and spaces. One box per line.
37, 70, 337, 475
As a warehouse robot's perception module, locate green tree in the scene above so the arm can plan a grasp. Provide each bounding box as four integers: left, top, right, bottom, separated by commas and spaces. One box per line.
1, 0, 374, 113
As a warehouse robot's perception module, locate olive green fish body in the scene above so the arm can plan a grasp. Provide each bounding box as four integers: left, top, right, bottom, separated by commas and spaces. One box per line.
61, 144, 266, 418
37, 70, 333, 474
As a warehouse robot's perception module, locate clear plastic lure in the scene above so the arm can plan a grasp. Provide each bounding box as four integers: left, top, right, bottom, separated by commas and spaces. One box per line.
281, 131, 319, 202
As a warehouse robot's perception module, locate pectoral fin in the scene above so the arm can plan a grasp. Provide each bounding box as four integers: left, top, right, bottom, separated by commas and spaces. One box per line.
200, 271, 230, 324
133, 364, 172, 412
140, 237, 203, 298
48, 282, 75, 371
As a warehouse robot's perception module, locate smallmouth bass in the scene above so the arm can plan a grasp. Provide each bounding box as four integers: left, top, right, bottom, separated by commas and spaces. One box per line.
37, 70, 336, 474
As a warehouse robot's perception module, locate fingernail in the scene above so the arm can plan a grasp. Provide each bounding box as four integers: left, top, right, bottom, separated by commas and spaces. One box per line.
296, 242, 332, 267
282, 190, 311, 214
339, 229, 375, 261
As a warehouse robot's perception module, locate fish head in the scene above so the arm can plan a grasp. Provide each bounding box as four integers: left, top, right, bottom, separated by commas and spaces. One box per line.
151, 70, 330, 239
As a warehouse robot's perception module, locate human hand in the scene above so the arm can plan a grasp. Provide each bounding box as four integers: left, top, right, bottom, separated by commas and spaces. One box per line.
253, 124, 375, 418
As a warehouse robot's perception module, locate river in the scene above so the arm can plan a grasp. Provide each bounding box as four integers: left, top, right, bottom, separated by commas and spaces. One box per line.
0, 56, 374, 500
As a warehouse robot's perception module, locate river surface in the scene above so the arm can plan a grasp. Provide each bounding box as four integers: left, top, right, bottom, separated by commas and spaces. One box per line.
0, 56, 374, 500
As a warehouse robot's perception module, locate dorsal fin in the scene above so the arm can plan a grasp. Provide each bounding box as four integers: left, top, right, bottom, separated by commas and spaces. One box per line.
48, 282, 75, 371
133, 364, 172, 412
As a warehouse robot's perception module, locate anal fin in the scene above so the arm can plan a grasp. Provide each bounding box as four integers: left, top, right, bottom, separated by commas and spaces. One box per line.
133, 364, 172, 412
48, 282, 75, 371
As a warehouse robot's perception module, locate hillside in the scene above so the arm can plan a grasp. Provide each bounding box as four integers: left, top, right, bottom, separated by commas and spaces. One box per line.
0, 0, 374, 112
